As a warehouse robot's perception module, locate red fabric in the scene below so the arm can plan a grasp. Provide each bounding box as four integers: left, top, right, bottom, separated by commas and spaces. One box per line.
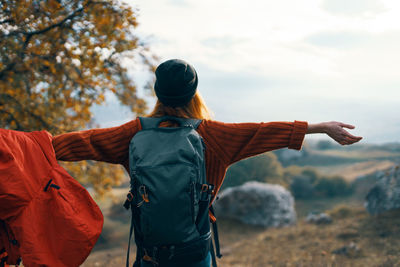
0, 129, 103, 267
0, 222, 20, 264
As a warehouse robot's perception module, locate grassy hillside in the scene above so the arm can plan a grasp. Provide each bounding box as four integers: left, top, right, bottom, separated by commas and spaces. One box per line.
276, 141, 400, 163
274, 141, 400, 182
82, 205, 400, 267
314, 160, 395, 181
217, 206, 400, 267
81, 141, 400, 266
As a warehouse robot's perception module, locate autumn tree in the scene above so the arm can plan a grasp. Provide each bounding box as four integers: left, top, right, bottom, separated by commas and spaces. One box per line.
0, 0, 156, 196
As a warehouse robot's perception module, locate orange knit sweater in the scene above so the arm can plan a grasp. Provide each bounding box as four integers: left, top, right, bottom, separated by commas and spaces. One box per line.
53, 118, 308, 202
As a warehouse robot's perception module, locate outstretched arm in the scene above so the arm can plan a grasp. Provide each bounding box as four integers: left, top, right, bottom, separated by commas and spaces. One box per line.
52, 118, 140, 164
198, 120, 308, 165
307, 121, 362, 145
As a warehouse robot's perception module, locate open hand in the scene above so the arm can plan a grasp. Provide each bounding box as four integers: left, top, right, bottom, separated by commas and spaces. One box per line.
324, 121, 362, 145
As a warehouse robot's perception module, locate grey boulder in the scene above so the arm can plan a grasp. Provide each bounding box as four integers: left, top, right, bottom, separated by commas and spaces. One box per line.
214, 181, 296, 227
365, 165, 400, 215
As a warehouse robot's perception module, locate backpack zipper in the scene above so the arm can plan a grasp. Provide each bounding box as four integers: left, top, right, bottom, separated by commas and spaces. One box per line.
190, 181, 195, 223
137, 184, 149, 207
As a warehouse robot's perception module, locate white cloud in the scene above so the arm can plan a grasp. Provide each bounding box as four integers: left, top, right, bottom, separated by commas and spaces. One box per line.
305, 31, 372, 49
106, 0, 400, 143
201, 36, 246, 49
166, 0, 192, 7
321, 0, 386, 17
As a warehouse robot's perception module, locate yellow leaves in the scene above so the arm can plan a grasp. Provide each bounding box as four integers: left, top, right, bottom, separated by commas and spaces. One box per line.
48, 0, 61, 10
10, 120, 17, 128
65, 99, 74, 108
39, 0, 62, 16
99, 16, 111, 27
5, 89, 15, 95
74, 103, 82, 113
12, 2, 31, 24
30, 93, 39, 100
40, 60, 57, 74
1, 0, 155, 195
49, 64, 57, 74
63, 89, 72, 98
95, 93, 105, 104
68, 69, 80, 80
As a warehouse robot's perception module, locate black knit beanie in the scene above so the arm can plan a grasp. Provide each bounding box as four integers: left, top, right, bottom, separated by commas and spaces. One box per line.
154, 59, 198, 107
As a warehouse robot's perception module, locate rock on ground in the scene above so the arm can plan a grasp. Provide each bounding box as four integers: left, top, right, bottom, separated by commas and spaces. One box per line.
332, 242, 362, 258
365, 165, 400, 215
306, 212, 333, 225
214, 181, 296, 227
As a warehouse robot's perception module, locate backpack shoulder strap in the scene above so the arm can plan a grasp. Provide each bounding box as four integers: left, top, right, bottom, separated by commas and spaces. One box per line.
138, 117, 161, 130
138, 116, 202, 130
180, 117, 202, 129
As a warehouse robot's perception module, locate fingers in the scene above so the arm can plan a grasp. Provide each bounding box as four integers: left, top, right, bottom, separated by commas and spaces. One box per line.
339, 122, 355, 129
339, 135, 363, 145
343, 131, 363, 141
336, 139, 360, 146
336, 122, 362, 145
326, 121, 362, 145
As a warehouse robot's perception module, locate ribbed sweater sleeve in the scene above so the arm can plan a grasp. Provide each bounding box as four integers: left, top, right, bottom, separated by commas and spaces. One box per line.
197, 120, 308, 166
52, 118, 307, 197
52, 118, 141, 169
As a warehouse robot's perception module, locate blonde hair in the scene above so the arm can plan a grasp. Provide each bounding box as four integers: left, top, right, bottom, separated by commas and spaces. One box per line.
147, 91, 213, 121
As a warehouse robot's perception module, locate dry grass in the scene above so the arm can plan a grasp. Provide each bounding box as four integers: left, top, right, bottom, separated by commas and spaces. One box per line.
81, 147, 400, 266
312, 148, 400, 159
216, 207, 400, 267
315, 160, 397, 182
82, 205, 400, 267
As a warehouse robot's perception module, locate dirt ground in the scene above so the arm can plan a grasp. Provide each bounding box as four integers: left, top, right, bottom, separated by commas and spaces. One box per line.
82, 206, 400, 267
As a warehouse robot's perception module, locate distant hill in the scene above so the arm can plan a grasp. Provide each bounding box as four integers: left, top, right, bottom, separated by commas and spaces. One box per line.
274, 140, 400, 181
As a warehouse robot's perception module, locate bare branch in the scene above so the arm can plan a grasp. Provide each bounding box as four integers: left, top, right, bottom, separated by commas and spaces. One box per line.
3, 5, 85, 38
0, 0, 109, 79
27, 7, 84, 36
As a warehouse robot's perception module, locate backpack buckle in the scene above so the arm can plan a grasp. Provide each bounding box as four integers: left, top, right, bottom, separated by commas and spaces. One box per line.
201, 184, 214, 195
123, 192, 134, 210
201, 184, 209, 193
126, 192, 134, 202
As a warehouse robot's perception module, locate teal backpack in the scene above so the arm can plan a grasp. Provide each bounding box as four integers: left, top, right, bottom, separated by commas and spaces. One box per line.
124, 116, 221, 267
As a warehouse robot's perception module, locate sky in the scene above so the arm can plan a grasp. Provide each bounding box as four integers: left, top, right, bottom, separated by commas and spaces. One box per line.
93, 0, 400, 144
